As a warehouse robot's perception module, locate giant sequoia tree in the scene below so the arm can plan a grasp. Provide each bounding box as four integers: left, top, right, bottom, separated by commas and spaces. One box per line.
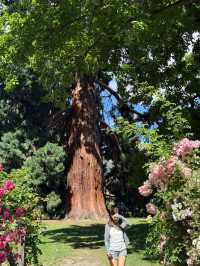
0, 0, 199, 218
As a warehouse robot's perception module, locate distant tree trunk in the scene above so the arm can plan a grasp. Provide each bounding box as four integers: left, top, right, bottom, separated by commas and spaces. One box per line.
66, 76, 107, 219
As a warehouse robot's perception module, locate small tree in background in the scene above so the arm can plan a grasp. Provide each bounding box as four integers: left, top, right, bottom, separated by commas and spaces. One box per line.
0, 130, 35, 172
24, 142, 66, 218
0, 79, 67, 218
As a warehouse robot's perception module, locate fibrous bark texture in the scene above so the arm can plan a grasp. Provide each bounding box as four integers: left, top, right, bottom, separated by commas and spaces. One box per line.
66, 77, 107, 219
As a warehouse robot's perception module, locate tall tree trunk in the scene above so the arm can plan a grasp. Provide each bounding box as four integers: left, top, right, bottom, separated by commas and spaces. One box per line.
66, 76, 107, 219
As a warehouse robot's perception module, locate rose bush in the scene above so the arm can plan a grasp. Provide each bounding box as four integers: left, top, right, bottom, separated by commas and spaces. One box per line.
139, 138, 200, 266
0, 165, 41, 265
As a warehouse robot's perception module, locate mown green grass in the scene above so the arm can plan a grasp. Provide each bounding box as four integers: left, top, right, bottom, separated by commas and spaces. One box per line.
39, 218, 159, 266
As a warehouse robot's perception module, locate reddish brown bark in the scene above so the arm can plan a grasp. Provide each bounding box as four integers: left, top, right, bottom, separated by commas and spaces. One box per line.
66, 76, 107, 219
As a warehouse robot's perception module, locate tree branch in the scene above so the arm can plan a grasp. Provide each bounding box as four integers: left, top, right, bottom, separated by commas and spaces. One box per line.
97, 80, 148, 121
98, 81, 121, 102
153, 0, 199, 14
100, 120, 122, 154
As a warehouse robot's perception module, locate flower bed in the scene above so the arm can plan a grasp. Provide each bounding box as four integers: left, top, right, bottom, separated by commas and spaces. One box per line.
0, 165, 41, 265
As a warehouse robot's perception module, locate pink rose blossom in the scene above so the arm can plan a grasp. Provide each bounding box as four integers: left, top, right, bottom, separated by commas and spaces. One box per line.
191, 140, 200, 148
147, 158, 178, 190
146, 203, 158, 215
138, 180, 152, 197
5, 234, 12, 243
175, 138, 193, 158
5, 231, 16, 243
3, 209, 12, 222
3, 180, 15, 191
148, 164, 167, 187
15, 208, 24, 219
0, 241, 6, 249
175, 138, 200, 158
180, 166, 192, 178
165, 156, 177, 176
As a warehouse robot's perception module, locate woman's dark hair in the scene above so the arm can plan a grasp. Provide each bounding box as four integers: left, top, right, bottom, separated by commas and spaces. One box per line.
108, 206, 120, 226
110, 206, 119, 216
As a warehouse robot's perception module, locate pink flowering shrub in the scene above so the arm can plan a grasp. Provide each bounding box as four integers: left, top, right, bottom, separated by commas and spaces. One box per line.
139, 138, 200, 266
3, 180, 15, 191
138, 156, 178, 194
0, 166, 41, 265
0, 179, 26, 264
175, 138, 200, 158
138, 180, 152, 197
146, 203, 158, 215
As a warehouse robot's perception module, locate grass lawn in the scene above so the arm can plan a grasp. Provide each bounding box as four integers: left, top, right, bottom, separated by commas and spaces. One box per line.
39, 218, 159, 266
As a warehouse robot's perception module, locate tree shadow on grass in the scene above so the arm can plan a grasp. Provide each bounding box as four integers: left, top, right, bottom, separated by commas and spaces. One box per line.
128, 222, 149, 252
128, 222, 159, 263
42, 223, 105, 249
42, 220, 150, 253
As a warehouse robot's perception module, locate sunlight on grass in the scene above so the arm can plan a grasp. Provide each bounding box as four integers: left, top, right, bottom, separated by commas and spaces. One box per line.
39, 218, 159, 266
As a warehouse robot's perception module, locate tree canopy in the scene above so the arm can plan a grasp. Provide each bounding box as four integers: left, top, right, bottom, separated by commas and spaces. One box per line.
0, 1, 133, 95
0, 1, 199, 102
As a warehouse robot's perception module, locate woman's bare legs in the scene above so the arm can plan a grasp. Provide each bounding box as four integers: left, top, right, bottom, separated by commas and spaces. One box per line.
109, 258, 118, 266
118, 256, 126, 266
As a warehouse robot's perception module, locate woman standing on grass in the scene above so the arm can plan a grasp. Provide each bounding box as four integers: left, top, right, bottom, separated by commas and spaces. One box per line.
104, 207, 130, 266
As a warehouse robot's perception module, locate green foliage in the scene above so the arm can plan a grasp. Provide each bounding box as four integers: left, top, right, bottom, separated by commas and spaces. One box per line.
0, 130, 35, 171
24, 142, 65, 188
24, 142, 65, 217
113, 119, 148, 188
114, 1, 200, 139
158, 100, 192, 141
0, 0, 133, 94
0, 78, 66, 218
0, 72, 59, 141
46, 192, 62, 215
112, 106, 192, 214
0, 73, 61, 172
0, 75, 66, 217
10, 168, 42, 265
145, 215, 161, 259
0, 98, 21, 133
115, 100, 192, 163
